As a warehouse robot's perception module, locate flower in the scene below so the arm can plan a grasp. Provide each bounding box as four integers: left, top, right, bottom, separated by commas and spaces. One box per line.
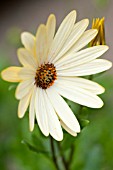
1, 10, 112, 141
90, 17, 105, 46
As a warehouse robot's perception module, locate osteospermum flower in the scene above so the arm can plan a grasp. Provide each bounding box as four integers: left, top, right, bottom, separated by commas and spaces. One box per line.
1, 10, 112, 141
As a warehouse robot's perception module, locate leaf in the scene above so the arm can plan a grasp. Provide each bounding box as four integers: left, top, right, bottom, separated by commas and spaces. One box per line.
79, 119, 90, 129
8, 84, 17, 91
32, 128, 51, 151
95, 0, 109, 8
6, 27, 21, 47
21, 140, 50, 155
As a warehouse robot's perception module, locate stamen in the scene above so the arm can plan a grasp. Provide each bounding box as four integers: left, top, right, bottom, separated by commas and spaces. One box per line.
35, 63, 57, 89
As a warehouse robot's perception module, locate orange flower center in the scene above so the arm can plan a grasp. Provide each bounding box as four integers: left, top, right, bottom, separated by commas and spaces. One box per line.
35, 63, 57, 89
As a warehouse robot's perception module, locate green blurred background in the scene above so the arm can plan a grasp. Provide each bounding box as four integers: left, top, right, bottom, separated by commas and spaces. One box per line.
0, 0, 113, 170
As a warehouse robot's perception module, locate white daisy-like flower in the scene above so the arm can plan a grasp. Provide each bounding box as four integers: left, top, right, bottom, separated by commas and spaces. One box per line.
1, 10, 112, 141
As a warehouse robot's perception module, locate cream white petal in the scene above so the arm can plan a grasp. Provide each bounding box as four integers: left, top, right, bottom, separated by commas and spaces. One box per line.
18, 67, 36, 80
46, 14, 56, 54
18, 91, 32, 118
54, 81, 104, 108
15, 79, 34, 99
36, 24, 48, 65
29, 86, 37, 131
35, 88, 49, 136
21, 32, 35, 52
43, 90, 63, 141
1, 67, 22, 82
46, 86, 80, 133
49, 10, 76, 62
57, 77, 105, 94
56, 45, 109, 69
66, 29, 98, 54
18, 48, 37, 68
57, 59, 112, 76
60, 120, 77, 137
53, 19, 89, 64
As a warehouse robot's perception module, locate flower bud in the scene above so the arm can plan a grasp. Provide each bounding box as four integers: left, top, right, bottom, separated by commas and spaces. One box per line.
90, 17, 105, 46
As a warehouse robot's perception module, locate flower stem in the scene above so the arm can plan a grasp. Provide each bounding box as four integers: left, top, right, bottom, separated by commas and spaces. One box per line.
57, 142, 69, 170
50, 136, 60, 170
68, 144, 74, 167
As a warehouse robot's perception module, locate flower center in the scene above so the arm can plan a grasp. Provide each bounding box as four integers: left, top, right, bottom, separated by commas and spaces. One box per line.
35, 63, 57, 89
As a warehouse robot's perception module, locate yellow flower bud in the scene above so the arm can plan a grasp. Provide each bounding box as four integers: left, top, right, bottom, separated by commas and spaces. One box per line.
90, 18, 105, 46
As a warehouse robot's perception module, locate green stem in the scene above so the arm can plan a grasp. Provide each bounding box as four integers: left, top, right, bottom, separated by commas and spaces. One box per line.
68, 104, 83, 168
68, 144, 74, 167
50, 136, 60, 170
57, 142, 69, 170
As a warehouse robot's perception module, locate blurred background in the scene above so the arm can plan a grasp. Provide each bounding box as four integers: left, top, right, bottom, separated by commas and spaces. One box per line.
0, 0, 113, 170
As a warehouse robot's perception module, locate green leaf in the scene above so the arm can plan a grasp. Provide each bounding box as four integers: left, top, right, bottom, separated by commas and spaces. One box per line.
21, 140, 50, 155
79, 119, 90, 129
6, 27, 21, 47
95, 0, 109, 8
8, 84, 17, 91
